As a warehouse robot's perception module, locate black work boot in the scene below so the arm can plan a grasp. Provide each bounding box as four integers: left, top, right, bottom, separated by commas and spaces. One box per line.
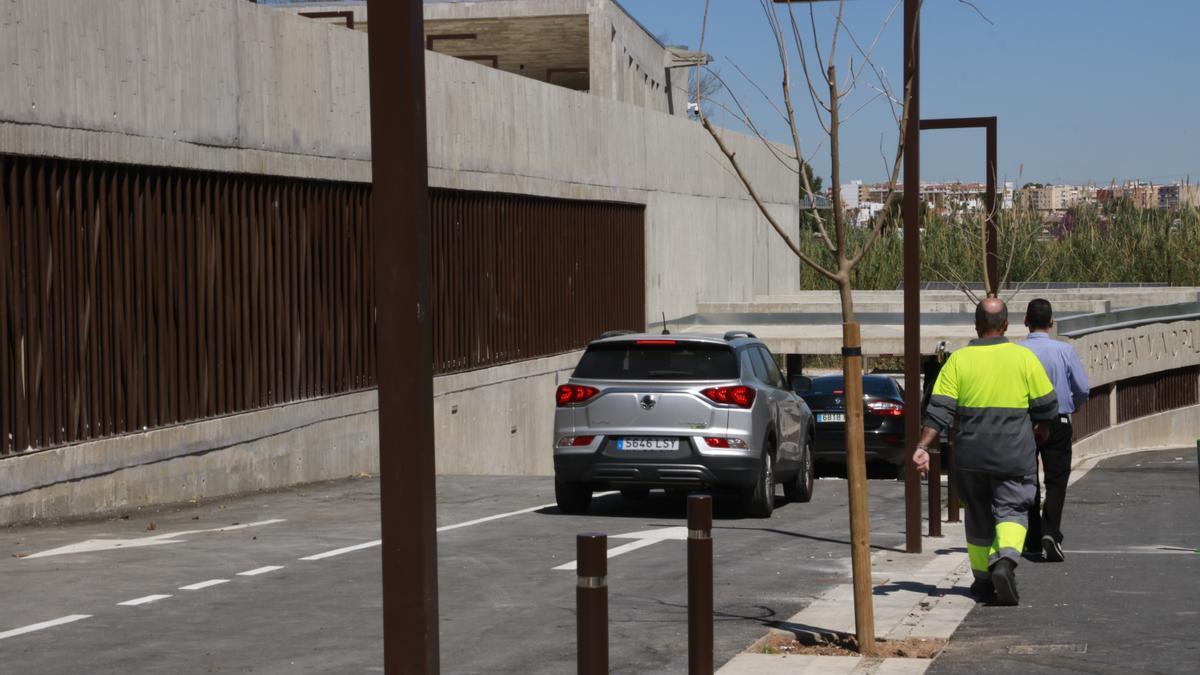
990, 558, 1019, 606
969, 579, 995, 602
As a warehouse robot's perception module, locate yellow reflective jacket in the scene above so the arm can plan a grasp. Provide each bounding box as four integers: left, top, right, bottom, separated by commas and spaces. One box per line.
923, 337, 1058, 475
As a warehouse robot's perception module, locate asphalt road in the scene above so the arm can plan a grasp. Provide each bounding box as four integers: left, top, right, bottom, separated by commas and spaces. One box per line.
930, 449, 1200, 675
0, 474, 912, 674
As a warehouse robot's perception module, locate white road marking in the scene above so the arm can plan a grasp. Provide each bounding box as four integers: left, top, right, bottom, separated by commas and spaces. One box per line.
179, 579, 230, 591
238, 565, 285, 576
24, 519, 288, 559
554, 526, 689, 571
296, 494, 618, 562
436, 492, 616, 534
300, 540, 381, 561
0, 615, 91, 641
118, 594, 172, 606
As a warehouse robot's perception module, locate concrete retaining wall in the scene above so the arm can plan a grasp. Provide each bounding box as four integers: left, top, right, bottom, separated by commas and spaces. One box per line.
0, 392, 378, 525
1073, 404, 1200, 462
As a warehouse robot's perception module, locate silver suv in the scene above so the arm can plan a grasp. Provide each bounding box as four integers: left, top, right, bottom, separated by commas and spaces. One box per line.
552, 331, 815, 517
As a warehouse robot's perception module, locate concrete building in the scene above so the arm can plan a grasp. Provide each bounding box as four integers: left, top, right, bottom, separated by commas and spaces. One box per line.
270, 0, 690, 116
0, 0, 801, 523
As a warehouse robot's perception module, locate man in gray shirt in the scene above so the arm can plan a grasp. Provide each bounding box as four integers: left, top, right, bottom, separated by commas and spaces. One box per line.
1019, 298, 1090, 562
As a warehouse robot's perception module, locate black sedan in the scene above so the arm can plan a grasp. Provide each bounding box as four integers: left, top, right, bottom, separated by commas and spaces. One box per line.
797, 375, 906, 475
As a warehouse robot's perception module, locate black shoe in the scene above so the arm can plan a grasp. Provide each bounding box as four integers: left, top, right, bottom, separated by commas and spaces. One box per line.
969, 579, 995, 601
990, 558, 1019, 606
1042, 535, 1065, 563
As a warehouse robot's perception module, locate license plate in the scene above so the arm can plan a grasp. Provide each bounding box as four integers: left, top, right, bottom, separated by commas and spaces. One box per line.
817, 413, 845, 423
617, 437, 679, 451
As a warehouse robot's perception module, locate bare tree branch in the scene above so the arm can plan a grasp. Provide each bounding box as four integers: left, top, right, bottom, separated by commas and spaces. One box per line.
957, 0, 995, 26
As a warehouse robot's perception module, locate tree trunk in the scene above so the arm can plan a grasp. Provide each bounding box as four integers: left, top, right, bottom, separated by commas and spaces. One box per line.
839, 281, 875, 655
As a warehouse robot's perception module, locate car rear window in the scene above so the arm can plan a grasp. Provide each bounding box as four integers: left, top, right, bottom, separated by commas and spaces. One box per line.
809, 376, 900, 397
573, 341, 739, 380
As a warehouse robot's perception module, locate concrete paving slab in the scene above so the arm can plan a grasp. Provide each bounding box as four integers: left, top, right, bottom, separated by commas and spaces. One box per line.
719, 653, 863, 674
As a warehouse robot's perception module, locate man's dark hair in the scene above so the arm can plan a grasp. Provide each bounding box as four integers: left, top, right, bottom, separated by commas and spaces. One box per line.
975, 298, 1008, 331
1025, 298, 1053, 330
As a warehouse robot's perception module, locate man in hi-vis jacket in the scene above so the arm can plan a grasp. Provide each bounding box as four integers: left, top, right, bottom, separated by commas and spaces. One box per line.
912, 297, 1058, 606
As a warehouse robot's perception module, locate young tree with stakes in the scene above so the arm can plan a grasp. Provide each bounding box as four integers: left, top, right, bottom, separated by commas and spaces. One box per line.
694, 0, 915, 655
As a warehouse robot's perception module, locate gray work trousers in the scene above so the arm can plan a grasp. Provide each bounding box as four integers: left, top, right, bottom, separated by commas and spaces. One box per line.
954, 469, 1037, 579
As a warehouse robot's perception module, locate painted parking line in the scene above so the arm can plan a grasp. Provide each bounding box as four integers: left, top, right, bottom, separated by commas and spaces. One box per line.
237, 565, 285, 577
179, 579, 231, 591
436, 492, 616, 534
0, 615, 92, 641
301, 540, 381, 561
118, 594, 172, 606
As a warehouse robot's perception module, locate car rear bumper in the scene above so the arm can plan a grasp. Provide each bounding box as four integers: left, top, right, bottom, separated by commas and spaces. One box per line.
553, 452, 760, 490
812, 431, 907, 465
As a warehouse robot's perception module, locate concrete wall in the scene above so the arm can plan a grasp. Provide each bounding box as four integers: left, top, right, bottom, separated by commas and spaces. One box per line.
0, 0, 802, 519
0, 392, 378, 525
1064, 318, 1200, 388
1073, 404, 1200, 462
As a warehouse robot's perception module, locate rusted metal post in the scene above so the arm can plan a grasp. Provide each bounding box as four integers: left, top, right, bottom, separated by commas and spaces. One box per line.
928, 446, 942, 537
902, 0, 923, 556
986, 119, 999, 296
843, 322, 876, 655
688, 495, 714, 674
577, 533, 609, 675
366, 1, 439, 672
945, 439, 960, 522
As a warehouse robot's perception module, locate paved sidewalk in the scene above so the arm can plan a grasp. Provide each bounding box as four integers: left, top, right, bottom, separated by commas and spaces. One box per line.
719, 447, 1199, 674
719, 522, 974, 674
929, 448, 1199, 674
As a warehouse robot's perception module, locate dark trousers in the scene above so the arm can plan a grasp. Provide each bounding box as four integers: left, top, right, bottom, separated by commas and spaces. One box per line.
1026, 417, 1073, 549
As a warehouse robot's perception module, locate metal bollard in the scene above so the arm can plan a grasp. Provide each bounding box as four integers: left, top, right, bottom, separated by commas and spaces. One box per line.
928, 447, 942, 537
576, 533, 608, 675
946, 440, 960, 523
687, 495, 714, 675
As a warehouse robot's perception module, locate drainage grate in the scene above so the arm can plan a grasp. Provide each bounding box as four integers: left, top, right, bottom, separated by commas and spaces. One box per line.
1008, 643, 1088, 655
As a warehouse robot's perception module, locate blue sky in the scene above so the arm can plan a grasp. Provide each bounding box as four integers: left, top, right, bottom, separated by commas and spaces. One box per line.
618, 0, 1200, 186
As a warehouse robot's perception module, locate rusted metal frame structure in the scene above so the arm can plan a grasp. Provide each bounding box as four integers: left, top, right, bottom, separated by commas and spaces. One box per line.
918, 116, 1000, 295
913, 116, 998, 535
366, 0, 439, 671
0, 154, 376, 457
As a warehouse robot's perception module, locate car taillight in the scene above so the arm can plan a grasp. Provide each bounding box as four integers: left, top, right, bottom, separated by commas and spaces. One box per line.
557, 435, 596, 447
703, 437, 748, 449
700, 386, 756, 409
867, 400, 904, 416
556, 385, 600, 406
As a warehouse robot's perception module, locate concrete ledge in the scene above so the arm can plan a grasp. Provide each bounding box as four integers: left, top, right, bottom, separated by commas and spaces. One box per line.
0, 391, 378, 526
433, 351, 582, 476
1074, 404, 1200, 462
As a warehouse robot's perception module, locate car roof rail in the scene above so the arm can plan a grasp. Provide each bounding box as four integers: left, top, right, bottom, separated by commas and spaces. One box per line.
599, 329, 637, 339
723, 330, 758, 341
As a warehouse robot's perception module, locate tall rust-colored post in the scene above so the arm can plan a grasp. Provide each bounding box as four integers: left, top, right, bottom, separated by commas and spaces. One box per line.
366, 1, 439, 672
902, 0, 923, 555
843, 322, 875, 655
986, 120, 999, 297
928, 446, 942, 537
688, 495, 714, 674
577, 533, 609, 675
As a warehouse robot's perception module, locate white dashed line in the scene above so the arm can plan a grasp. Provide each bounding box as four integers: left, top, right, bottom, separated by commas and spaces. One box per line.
300, 540, 381, 561
179, 579, 230, 591
237, 565, 284, 577
0, 615, 92, 641
118, 594, 172, 606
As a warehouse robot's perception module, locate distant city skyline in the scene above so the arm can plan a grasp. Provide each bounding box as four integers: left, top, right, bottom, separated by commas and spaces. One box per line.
619, 0, 1200, 187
